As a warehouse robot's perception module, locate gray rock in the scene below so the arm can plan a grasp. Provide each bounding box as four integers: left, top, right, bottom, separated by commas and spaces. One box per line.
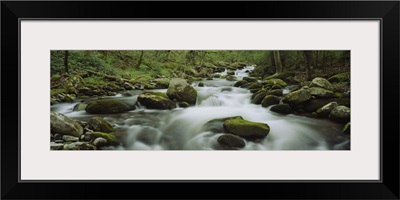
316, 102, 338, 117
50, 112, 83, 137
329, 106, 350, 123
93, 137, 108, 147
51, 142, 64, 150
62, 135, 79, 142
63, 142, 96, 150
89, 117, 115, 133
217, 134, 246, 149
310, 77, 334, 91
167, 78, 197, 105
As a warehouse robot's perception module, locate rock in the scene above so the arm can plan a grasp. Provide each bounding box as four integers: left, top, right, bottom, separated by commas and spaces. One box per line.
225, 75, 237, 81
80, 132, 93, 142
85, 99, 133, 114
328, 72, 350, 83
343, 122, 350, 134
73, 103, 87, 111
62, 135, 79, 142
121, 91, 133, 97
63, 94, 76, 102
217, 134, 245, 148
264, 72, 295, 80
202, 116, 244, 133
51, 98, 59, 105
50, 112, 83, 137
153, 78, 170, 89
167, 78, 198, 105
282, 89, 311, 105
304, 98, 350, 112
227, 71, 235, 76
91, 132, 117, 144
285, 76, 299, 85
261, 95, 280, 108
93, 137, 108, 147
315, 102, 338, 117
233, 80, 247, 87
198, 82, 204, 87
213, 74, 221, 78
251, 92, 267, 104
50, 142, 64, 150
89, 117, 115, 133
138, 91, 177, 110
267, 89, 283, 96
263, 78, 288, 87
270, 104, 293, 114
310, 77, 334, 91
243, 77, 257, 82
221, 87, 233, 92
123, 82, 135, 90
223, 119, 270, 140
63, 142, 96, 150
178, 102, 190, 108
329, 106, 350, 123
55, 140, 64, 143
308, 87, 334, 98
271, 84, 282, 90
54, 133, 63, 140
248, 83, 263, 90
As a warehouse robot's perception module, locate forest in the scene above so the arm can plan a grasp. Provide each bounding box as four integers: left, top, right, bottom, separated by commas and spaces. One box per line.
50, 50, 350, 151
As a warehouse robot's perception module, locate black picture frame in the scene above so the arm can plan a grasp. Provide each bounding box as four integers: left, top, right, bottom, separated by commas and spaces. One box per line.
1, 1, 399, 199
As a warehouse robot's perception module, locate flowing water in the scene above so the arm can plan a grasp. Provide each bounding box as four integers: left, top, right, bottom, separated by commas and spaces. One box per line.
51, 66, 350, 150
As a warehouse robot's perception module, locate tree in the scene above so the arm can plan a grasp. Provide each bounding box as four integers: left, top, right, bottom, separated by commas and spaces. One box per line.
135, 50, 144, 68
303, 51, 313, 81
272, 51, 283, 73
64, 50, 69, 73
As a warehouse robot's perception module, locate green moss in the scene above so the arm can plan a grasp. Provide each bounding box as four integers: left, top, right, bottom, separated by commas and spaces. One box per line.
328, 72, 350, 83
51, 89, 67, 97
263, 78, 288, 87
85, 99, 132, 114
92, 132, 117, 143
343, 122, 350, 134
261, 95, 280, 108
89, 117, 115, 133
223, 119, 270, 139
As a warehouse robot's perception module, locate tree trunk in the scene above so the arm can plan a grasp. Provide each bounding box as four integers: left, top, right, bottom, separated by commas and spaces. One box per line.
303, 51, 313, 81
64, 50, 69, 73
273, 51, 283, 73
135, 50, 144, 68
270, 51, 276, 66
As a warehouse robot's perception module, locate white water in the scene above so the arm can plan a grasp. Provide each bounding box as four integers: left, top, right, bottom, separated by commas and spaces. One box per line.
51, 66, 349, 150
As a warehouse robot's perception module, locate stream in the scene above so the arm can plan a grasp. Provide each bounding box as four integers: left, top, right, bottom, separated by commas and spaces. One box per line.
51, 66, 350, 150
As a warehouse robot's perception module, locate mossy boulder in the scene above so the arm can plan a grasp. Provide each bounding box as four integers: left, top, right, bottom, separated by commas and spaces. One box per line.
251, 92, 267, 104
223, 119, 270, 140
50, 142, 64, 150
93, 137, 108, 148
270, 104, 293, 114
248, 83, 263, 90
50, 111, 83, 137
198, 82, 204, 87
167, 78, 197, 105
227, 71, 235, 76
138, 92, 177, 110
308, 87, 334, 98
178, 102, 190, 108
89, 117, 115, 133
243, 77, 257, 83
304, 98, 350, 112
328, 72, 350, 83
264, 72, 295, 80
310, 77, 334, 91
153, 78, 170, 89
63, 94, 76, 102
261, 95, 280, 108
225, 75, 237, 81
202, 116, 243, 133
217, 134, 246, 149
91, 132, 118, 144
213, 74, 221, 78
267, 89, 283, 96
73, 103, 87, 111
343, 122, 350, 135
315, 102, 338, 117
282, 89, 311, 105
86, 99, 133, 114
329, 106, 350, 123
63, 142, 96, 150
233, 80, 248, 87
263, 78, 288, 87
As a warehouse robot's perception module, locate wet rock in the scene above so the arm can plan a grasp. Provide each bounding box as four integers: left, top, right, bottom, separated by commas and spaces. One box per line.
227, 71, 235, 76
315, 102, 338, 117
167, 78, 197, 105
89, 117, 115, 133
62, 135, 79, 142
198, 82, 204, 87
282, 89, 311, 106
261, 95, 280, 108
248, 83, 263, 90
80, 132, 93, 142
308, 87, 334, 98
86, 99, 134, 114
50, 112, 83, 137
202, 116, 244, 133
63, 94, 76, 102
243, 77, 257, 82
178, 102, 190, 108
225, 75, 237, 81
51, 142, 64, 150
267, 89, 283, 96
138, 91, 177, 110
233, 80, 248, 87
73, 103, 87, 111
270, 104, 293, 114
153, 78, 170, 89
328, 72, 350, 83
91, 132, 118, 145
329, 106, 350, 123
251, 92, 267, 104
63, 142, 96, 150
217, 134, 245, 148
310, 77, 334, 91
93, 137, 108, 147
223, 119, 270, 140
263, 78, 288, 87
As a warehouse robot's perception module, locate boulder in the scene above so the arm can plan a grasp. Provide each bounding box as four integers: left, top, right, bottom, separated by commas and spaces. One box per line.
50, 142, 64, 150
50, 112, 83, 137
138, 92, 177, 110
166, 78, 197, 105
243, 77, 257, 82
308, 87, 334, 98
315, 102, 338, 117
329, 106, 350, 123
267, 89, 283, 96
263, 78, 288, 87
282, 89, 311, 105
227, 71, 235, 76
178, 102, 190, 108
153, 78, 170, 89
62, 135, 79, 142
248, 83, 263, 90
251, 92, 267, 104
217, 134, 246, 148
93, 137, 108, 147
310, 77, 334, 91
201, 116, 243, 133
270, 104, 293, 114
223, 119, 270, 140
328, 72, 350, 83
91, 132, 118, 145
225, 75, 237, 81
304, 98, 350, 112
85, 99, 133, 114
63, 142, 96, 150
233, 80, 248, 87
198, 82, 204, 87
73, 103, 87, 111
89, 117, 115, 133
261, 95, 280, 108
